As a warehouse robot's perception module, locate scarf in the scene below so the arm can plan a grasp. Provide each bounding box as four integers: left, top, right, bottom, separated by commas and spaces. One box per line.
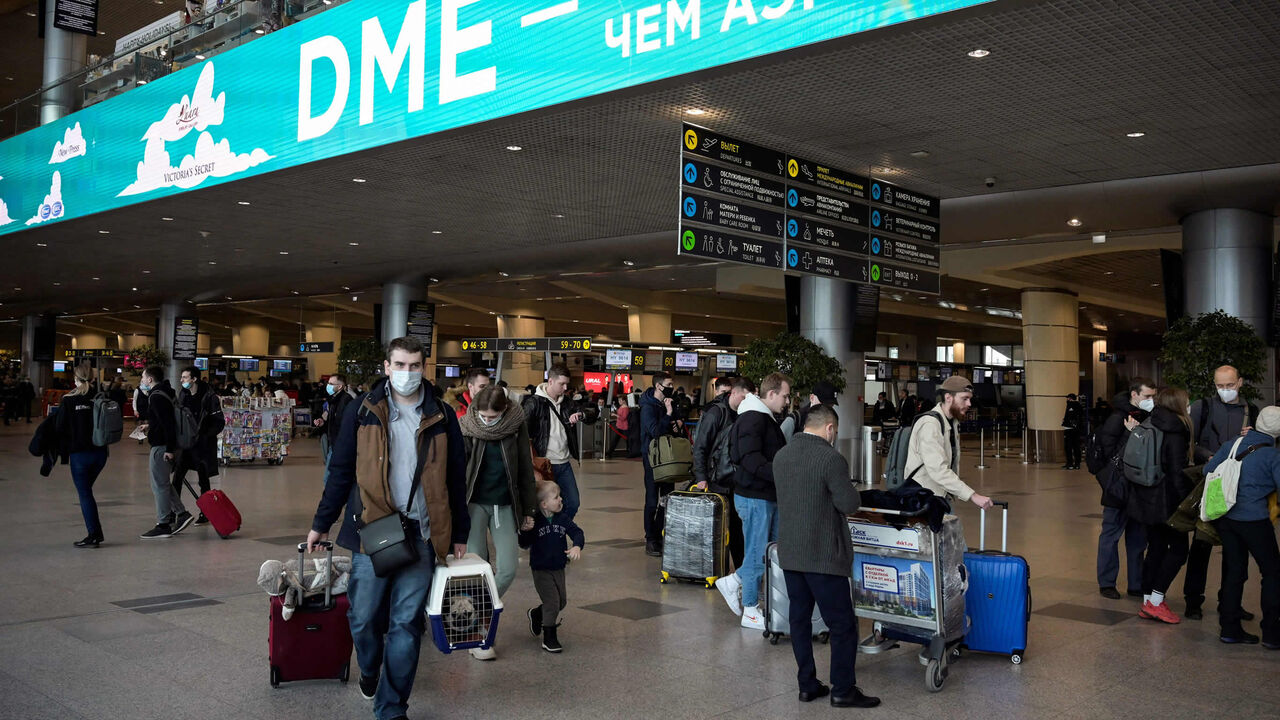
458, 397, 526, 441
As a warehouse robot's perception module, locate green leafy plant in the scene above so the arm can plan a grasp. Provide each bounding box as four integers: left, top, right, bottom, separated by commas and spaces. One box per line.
1159, 310, 1267, 401
739, 332, 846, 397
124, 344, 169, 370
338, 338, 385, 387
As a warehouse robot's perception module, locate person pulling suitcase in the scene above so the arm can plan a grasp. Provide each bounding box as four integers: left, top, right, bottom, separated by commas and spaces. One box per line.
772, 405, 880, 709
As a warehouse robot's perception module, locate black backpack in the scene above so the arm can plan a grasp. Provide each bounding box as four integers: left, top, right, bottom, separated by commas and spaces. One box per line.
1085, 430, 1109, 474
708, 408, 738, 490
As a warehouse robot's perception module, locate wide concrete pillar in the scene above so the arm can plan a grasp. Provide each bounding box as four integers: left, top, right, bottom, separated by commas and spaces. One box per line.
21, 314, 53, 396
1092, 339, 1111, 405
197, 333, 211, 355
628, 310, 672, 345
1022, 288, 1079, 462
800, 276, 863, 474
498, 315, 546, 390
232, 322, 270, 357
40, 5, 87, 124
381, 276, 426, 345
304, 315, 343, 379
156, 302, 184, 387
1182, 208, 1276, 405
952, 341, 966, 364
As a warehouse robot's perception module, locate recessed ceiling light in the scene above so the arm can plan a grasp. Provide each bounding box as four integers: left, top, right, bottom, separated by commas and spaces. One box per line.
573, 319, 580, 323
195, 54, 205, 60
979, 287, 990, 292
488, 311, 496, 315
1126, 132, 1145, 138
348, 241, 359, 246
622, 260, 635, 266
52, 282, 60, 286
254, 28, 265, 34
132, 287, 138, 291
98, 229, 110, 234
224, 296, 232, 300
291, 290, 299, 295
551, 213, 565, 218
1151, 282, 1160, 287
91, 277, 100, 281
1067, 218, 1082, 227
498, 271, 509, 277
685, 108, 706, 115
352, 178, 366, 183
1104, 271, 1114, 275
1092, 233, 1106, 244
279, 251, 289, 255
207, 261, 216, 265
341, 285, 351, 291
621, 304, 629, 308
36, 242, 46, 247
910, 150, 931, 158
506, 145, 522, 151
136, 80, 147, 85
142, 270, 151, 274
429, 277, 439, 283
161, 216, 173, 221
101, 307, 109, 311
967, 48, 990, 58
237, 201, 251, 206
431, 230, 442, 234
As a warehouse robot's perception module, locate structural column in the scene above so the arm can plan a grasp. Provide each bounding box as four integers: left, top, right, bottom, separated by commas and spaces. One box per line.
1182, 208, 1276, 405
381, 275, 434, 378
1021, 288, 1079, 462
156, 302, 185, 387
40, 4, 87, 124
497, 315, 545, 390
800, 276, 863, 472
21, 314, 54, 397
628, 309, 672, 388
303, 313, 342, 379
1091, 339, 1111, 406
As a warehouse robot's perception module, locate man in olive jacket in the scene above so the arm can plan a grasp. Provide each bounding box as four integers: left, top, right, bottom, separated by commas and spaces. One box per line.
774, 405, 879, 709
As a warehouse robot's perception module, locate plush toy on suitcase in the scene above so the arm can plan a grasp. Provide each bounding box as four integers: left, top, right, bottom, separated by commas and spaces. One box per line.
268, 542, 353, 687
962, 501, 1031, 663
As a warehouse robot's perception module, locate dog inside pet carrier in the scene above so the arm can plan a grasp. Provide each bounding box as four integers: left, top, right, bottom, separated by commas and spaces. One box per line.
427, 554, 503, 653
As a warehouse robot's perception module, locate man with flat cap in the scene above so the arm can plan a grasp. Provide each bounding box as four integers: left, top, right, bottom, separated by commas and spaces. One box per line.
903, 375, 994, 509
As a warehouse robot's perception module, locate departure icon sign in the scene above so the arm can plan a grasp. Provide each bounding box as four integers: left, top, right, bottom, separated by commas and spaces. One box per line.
685, 129, 698, 150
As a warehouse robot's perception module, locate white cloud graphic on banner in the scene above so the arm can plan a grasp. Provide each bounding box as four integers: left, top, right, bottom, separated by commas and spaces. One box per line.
49, 122, 88, 164
118, 62, 272, 197
25, 171, 64, 225
0, 199, 14, 226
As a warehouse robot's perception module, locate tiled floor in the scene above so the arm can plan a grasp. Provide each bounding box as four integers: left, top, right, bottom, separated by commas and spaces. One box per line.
1, 425, 1276, 719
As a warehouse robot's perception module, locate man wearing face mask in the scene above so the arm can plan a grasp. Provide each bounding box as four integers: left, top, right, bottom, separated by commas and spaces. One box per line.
314, 374, 354, 477
172, 367, 225, 525
139, 366, 195, 539
1184, 364, 1261, 621
772, 404, 879, 709
306, 336, 469, 720
1093, 377, 1155, 600
639, 372, 676, 556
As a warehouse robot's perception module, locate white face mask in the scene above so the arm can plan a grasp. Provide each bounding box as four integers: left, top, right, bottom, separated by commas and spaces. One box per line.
1138, 398, 1155, 413
1218, 388, 1239, 404
389, 370, 422, 397
479, 414, 500, 427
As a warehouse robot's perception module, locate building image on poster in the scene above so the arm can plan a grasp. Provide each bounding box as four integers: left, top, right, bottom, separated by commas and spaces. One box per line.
853, 556, 936, 621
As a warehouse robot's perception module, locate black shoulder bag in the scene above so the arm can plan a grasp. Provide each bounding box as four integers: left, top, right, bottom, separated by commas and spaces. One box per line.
359, 401, 444, 577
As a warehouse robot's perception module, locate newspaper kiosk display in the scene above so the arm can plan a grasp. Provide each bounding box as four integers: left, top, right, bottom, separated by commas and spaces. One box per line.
218, 397, 293, 465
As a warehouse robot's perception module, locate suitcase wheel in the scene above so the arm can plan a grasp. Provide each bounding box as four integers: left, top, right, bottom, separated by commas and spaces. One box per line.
339, 664, 350, 683
817, 631, 830, 644
704, 577, 716, 589
768, 633, 780, 645
270, 666, 280, 688
218, 532, 232, 540
1011, 652, 1023, 665
659, 571, 669, 584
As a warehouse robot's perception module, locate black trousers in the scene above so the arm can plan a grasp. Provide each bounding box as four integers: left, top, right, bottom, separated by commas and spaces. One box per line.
1215, 517, 1280, 640
1182, 537, 1219, 607
171, 449, 211, 498
1064, 429, 1082, 466
783, 570, 858, 697
1141, 523, 1189, 595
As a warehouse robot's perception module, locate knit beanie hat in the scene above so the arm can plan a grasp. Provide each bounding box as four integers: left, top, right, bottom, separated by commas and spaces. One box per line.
1256, 406, 1280, 437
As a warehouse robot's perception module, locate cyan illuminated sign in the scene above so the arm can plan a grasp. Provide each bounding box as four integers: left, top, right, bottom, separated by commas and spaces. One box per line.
0, 0, 987, 236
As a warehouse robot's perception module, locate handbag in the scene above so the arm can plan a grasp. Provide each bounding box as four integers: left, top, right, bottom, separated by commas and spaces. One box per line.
361, 510, 420, 578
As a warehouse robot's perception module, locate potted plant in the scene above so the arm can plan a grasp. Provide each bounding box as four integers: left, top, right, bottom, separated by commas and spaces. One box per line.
739, 332, 847, 397
337, 338, 385, 388
1159, 310, 1268, 401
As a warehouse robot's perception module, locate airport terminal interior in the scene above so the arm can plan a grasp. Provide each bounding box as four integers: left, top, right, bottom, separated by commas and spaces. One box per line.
1, 0, 1280, 717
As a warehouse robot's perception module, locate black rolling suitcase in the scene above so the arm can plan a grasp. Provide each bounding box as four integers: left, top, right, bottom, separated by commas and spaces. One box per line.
659, 489, 728, 587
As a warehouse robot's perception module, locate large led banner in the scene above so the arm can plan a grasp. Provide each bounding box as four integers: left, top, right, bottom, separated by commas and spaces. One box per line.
0, 0, 987, 236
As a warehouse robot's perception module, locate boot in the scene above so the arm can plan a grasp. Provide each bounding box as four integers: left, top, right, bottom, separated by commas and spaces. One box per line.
541, 623, 563, 653
528, 606, 542, 637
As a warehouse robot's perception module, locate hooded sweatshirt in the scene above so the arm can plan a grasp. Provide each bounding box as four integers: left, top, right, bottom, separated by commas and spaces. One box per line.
535, 383, 571, 464
730, 393, 786, 502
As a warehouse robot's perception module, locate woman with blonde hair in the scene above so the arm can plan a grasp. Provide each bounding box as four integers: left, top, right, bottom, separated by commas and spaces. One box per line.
55, 364, 110, 548
1126, 386, 1193, 623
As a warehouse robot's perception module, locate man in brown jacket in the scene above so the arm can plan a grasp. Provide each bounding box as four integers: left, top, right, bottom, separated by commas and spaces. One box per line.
307, 336, 469, 720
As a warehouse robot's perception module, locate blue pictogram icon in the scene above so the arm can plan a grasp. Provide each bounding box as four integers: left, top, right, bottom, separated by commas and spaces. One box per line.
683, 197, 697, 217
787, 249, 798, 267
871, 183, 882, 201
871, 210, 882, 227
684, 163, 698, 184
40, 204, 50, 220
787, 219, 798, 237
51, 201, 62, 217
787, 189, 798, 207
871, 237, 881, 254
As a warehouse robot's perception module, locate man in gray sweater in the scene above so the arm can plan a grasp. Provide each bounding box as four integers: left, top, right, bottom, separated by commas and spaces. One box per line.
774, 405, 880, 709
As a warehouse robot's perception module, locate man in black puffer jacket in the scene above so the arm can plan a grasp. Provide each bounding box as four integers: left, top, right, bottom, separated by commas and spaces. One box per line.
692, 376, 752, 569
1093, 379, 1154, 600
139, 366, 194, 539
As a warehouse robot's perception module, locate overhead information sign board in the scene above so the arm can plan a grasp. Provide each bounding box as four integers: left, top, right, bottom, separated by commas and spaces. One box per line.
679, 124, 942, 294
0, 0, 987, 238
298, 342, 335, 353
464, 337, 593, 353
53, 0, 99, 36
605, 348, 632, 369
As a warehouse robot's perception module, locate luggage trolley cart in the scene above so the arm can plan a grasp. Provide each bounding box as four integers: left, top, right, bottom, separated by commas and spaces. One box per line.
850, 507, 968, 692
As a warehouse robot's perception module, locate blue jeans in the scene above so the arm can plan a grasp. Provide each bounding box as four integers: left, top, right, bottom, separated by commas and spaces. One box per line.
552, 462, 580, 520
70, 449, 107, 538
347, 536, 434, 720
1097, 505, 1146, 591
735, 494, 778, 609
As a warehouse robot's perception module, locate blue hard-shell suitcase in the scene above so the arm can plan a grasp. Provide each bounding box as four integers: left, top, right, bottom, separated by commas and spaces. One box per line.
962, 502, 1030, 663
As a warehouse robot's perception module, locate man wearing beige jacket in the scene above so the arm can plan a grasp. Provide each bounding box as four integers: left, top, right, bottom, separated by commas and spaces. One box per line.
904, 375, 994, 510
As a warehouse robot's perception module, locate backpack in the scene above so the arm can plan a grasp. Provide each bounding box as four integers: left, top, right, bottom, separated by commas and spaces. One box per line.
1201, 437, 1270, 521
648, 435, 693, 485
884, 412, 952, 490
174, 400, 200, 450
708, 407, 738, 489
1121, 419, 1163, 486
91, 391, 124, 446
1085, 431, 1109, 474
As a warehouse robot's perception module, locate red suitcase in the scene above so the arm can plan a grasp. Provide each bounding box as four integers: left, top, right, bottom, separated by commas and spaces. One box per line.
180, 478, 241, 538
268, 542, 353, 687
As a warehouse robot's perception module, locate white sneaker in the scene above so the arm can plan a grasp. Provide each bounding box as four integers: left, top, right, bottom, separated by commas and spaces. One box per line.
469, 646, 497, 661
715, 573, 743, 616
740, 605, 766, 630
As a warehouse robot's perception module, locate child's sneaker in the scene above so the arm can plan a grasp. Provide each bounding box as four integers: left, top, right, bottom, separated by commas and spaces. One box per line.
541, 624, 563, 653
714, 573, 743, 616
528, 607, 542, 637
740, 605, 766, 630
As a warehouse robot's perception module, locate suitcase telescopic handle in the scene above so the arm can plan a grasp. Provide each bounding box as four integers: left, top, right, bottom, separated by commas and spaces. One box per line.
978, 501, 1009, 553
296, 541, 335, 606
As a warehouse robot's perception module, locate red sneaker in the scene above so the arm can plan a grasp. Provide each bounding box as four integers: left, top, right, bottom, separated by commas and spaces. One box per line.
1144, 601, 1181, 624
1138, 602, 1154, 619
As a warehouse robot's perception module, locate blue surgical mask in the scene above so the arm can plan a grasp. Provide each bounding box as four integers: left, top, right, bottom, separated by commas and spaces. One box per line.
326, 384, 337, 396
181, 381, 191, 390
140, 382, 152, 393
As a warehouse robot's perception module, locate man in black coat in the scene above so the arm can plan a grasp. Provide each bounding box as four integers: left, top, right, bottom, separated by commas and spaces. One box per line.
692, 376, 752, 568
1062, 393, 1085, 470
1093, 378, 1154, 600
173, 367, 225, 524
140, 366, 193, 539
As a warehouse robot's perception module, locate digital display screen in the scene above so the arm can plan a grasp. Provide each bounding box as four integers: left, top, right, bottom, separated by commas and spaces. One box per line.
194, 357, 208, 370
716, 354, 737, 372
273, 360, 292, 372
444, 366, 460, 378
675, 352, 698, 369
53, 361, 67, 372
605, 349, 632, 368
239, 359, 259, 372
